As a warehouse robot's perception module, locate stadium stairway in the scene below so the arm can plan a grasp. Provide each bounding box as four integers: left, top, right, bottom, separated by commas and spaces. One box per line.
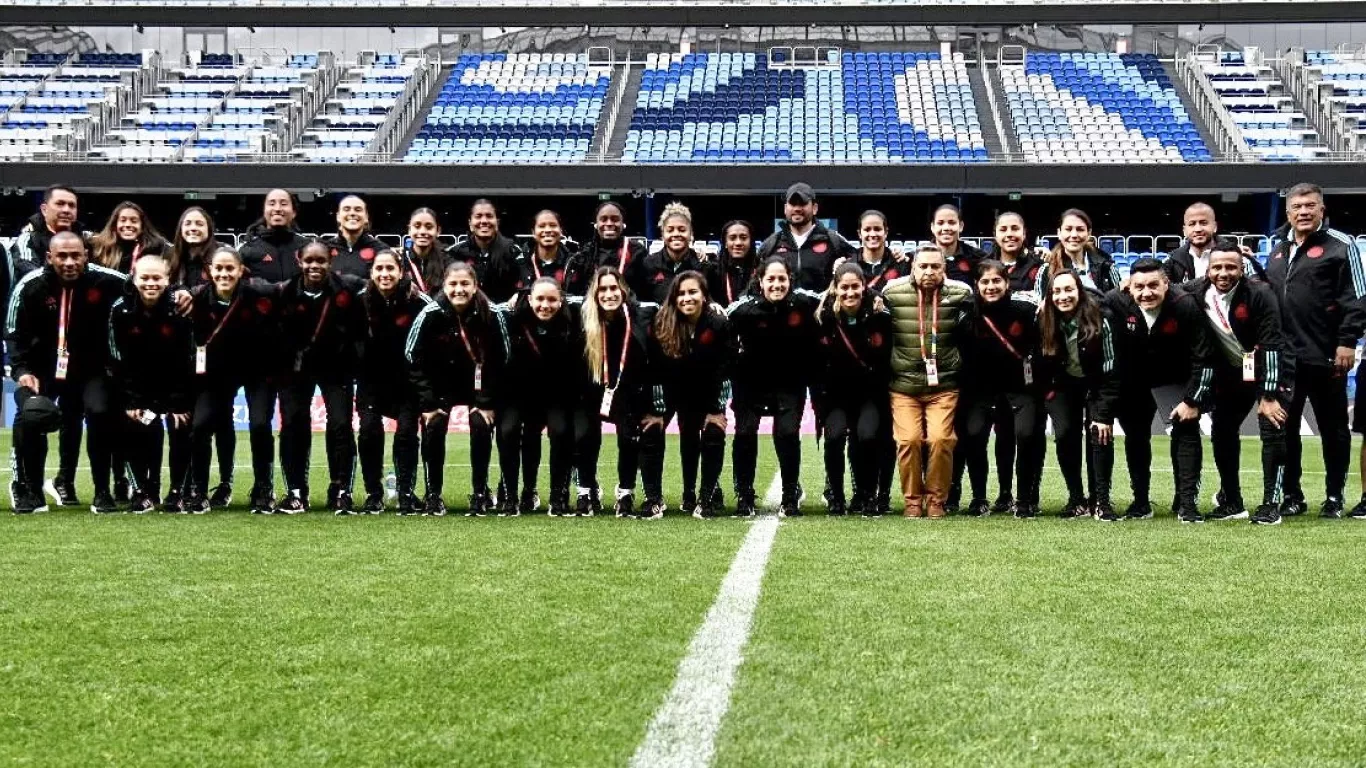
984, 64, 1020, 154
968, 64, 1007, 158
394, 63, 452, 159
1163, 58, 1220, 159
596, 62, 642, 162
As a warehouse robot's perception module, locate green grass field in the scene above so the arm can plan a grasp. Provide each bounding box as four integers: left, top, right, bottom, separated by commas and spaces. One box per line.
4, 430, 1366, 766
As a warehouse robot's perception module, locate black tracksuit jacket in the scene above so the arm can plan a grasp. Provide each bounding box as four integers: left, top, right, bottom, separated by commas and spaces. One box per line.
108, 287, 194, 413
812, 293, 894, 405
405, 292, 501, 412
494, 298, 582, 408
943, 241, 988, 286
1105, 286, 1217, 408
277, 272, 368, 381
1163, 241, 1268, 285
6, 263, 128, 384
963, 289, 1042, 395
357, 278, 432, 399
321, 231, 386, 280
575, 298, 657, 421
449, 233, 523, 296
1265, 221, 1366, 370
703, 252, 757, 305
646, 306, 734, 415
757, 222, 858, 292
1037, 307, 1123, 425
237, 221, 308, 283
632, 248, 704, 306
188, 278, 282, 381
725, 288, 823, 402
855, 252, 911, 292
1000, 251, 1044, 294
399, 246, 452, 298
1185, 275, 1289, 399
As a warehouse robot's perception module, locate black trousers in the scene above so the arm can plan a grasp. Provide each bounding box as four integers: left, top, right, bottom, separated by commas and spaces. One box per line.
640, 405, 725, 501
420, 407, 493, 499
575, 407, 643, 493
497, 402, 573, 500
190, 380, 277, 497
732, 388, 804, 501
1118, 383, 1203, 510
1284, 363, 1349, 502
13, 377, 113, 494
1045, 376, 1114, 504
823, 393, 881, 503
356, 385, 419, 498
278, 375, 355, 494
124, 413, 191, 498
1211, 369, 1288, 508
962, 390, 1045, 506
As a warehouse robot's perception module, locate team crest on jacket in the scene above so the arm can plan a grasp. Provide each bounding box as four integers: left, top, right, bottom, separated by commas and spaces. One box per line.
885, 268, 900, 281
555, 269, 565, 283
788, 310, 804, 327
697, 328, 715, 345
957, 259, 969, 274
869, 331, 884, 347
653, 272, 667, 283
1161, 317, 1179, 334
1233, 304, 1249, 321
812, 241, 828, 254
255, 297, 273, 315
329, 248, 339, 258
1307, 246, 1325, 259
335, 291, 351, 309
1126, 316, 1137, 332
161, 323, 175, 338
261, 254, 274, 263
1009, 321, 1023, 337
85, 287, 102, 304
395, 314, 411, 328
360, 248, 375, 262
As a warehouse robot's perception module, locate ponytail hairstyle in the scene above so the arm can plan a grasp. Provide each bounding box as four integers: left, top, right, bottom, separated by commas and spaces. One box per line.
1047, 208, 1098, 279
366, 248, 403, 291
857, 209, 890, 260
443, 260, 493, 328
1038, 269, 1103, 358
207, 245, 245, 295
582, 265, 633, 385
992, 211, 1028, 260
407, 207, 442, 253
654, 270, 710, 360
720, 219, 756, 263
168, 205, 217, 284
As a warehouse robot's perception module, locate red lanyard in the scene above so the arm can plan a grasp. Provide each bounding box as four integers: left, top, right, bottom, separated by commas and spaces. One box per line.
618, 240, 630, 271
406, 251, 427, 294
918, 289, 939, 360
131, 242, 142, 266
981, 314, 1023, 360
602, 311, 632, 388
455, 313, 481, 365
1207, 290, 1233, 333
204, 296, 241, 347
308, 297, 332, 345
56, 287, 72, 352
834, 319, 870, 370
522, 325, 541, 357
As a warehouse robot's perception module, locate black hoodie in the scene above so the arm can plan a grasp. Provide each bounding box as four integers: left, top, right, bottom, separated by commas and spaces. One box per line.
494, 296, 582, 407
357, 277, 433, 396
321, 230, 386, 280
725, 287, 823, 401
1105, 285, 1217, 408
108, 285, 194, 413
813, 292, 894, 402
238, 220, 308, 283
405, 291, 501, 412
277, 271, 369, 379
963, 288, 1041, 394
189, 277, 282, 380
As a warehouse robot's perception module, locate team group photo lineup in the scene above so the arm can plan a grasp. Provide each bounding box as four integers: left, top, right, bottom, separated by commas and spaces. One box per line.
6, 180, 1365, 526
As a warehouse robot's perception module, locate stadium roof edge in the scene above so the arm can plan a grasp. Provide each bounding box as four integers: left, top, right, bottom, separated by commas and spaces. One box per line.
5, 1, 1366, 26
4, 162, 1366, 195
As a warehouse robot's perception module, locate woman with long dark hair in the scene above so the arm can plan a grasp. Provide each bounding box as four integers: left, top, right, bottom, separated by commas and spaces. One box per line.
400, 207, 452, 297
1034, 208, 1123, 295
405, 262, 500, 516
573, 265, 656, 516
855, 210, 911, 290
991, 212, 1043, 293
167, 206, 217, 288
704, 219, 758, 305
1037, 270, 1122, 520
641, 270, 733, 518
91, 201, 168, 273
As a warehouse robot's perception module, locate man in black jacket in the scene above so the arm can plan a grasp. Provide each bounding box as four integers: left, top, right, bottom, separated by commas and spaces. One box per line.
6, 185, 82, 299
1106, 258, 1216, 522
1163, 202, 1266, 286
756, 183, 857, 291
1190, 238, 1293, 525
1265, 182, 1365, 519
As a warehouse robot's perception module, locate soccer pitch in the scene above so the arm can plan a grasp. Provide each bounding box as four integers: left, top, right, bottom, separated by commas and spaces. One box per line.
4, 432, 1366, 766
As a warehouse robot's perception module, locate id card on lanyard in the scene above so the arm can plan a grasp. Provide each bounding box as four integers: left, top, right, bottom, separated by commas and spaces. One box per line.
919, 290, 939, 386
600, 312, 633, 417
54, 288, 72, 381
295, 297, 332, 372
1208, 291, 1255, 383
197, 296, 241, 375
456, 314, 483, 392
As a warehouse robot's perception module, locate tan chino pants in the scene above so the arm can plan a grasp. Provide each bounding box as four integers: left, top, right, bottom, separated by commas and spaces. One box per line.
891, 390, 959, 518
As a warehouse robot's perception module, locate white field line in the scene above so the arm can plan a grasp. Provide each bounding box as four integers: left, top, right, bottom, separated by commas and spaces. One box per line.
760, 470, 783, 510
630, 514, 780, 768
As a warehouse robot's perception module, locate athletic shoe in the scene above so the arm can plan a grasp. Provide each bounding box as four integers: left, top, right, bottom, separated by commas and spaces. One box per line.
465, 491, 489, 518
943, 497, 961, 516
396, 492, 421, 516
583, 488, 601, 517
496, 495, 520, 517
549, 493, 572, 518
1013, 503, 1038, 520
1207, 503, 1250, 522
47, 478, 79, 507
186, 496, 211, 515
1095, 500, 1121, 522
693, 499, 718, 520
640, 497, 666, 520
778, 498, 802, 518
733, 496, 756, 519
847, 494, 866, 516
827, 497, 847, 517
991, 492, 1015, 515
161, 491, 185, 514
1178, 508, 1205, 524
614, 491, 636, 519
273, 492, 306, 515
424, 494, 447, 517
249, 488, 275, 515
1320, 498, 1345, 520
113, 479, 130, 504
681, 490, 699, 517
1349, 497, 1366, 520
1280, 498, 1307, 517
1251, 504, 1283, 526
519, 489, 539, 516
965, 498, 991, 518
209, 482, 233, 508
333, 490, 355, 516
90, 490, 119, 514
1059, 498, 1090, 519
362, 493, 385, 515
12, 484, 47, 514
1123, 501, 1154, 521
875, 496, 893, 517
128, 492, 155, 515
325, 483, 341, 511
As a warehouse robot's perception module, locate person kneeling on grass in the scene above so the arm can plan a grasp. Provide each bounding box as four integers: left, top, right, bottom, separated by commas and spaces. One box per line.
108, 256, 194, 513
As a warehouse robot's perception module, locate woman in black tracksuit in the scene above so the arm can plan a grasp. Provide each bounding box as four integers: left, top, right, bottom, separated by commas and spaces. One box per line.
1034, 208, 1123, 296
1037, 269, 1122, 520
187, 246, 285, 514
495, 210, 587, 301
704, 220, 758, 306
642, 270, 734, 519
726, 256, 822, 518
405, 262, 500, 516
813, 262, 893, 516
495, 277, 581, 516
854, 210, 911, 290
959, 260, 1046, 517
631, 202, 704, 306
572, 266, 657, 517
582, 201, 649, 288
401, 207, 452, 297
322, 195, 387, 280
109, 255, 194, 513
355, 250, 431, 515
274, 241, 369, 514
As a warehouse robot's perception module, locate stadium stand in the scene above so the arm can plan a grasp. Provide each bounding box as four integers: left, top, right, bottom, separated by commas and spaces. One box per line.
296, 52, 432, 162
1199, 48, 1329, 162
404, 52, 610, 164
2, 49, 154, 160
998, 51, 1210, 164
622, 50, 987, 164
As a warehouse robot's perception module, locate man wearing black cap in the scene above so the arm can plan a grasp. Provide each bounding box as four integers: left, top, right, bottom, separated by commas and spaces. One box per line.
757, 182, 857, 292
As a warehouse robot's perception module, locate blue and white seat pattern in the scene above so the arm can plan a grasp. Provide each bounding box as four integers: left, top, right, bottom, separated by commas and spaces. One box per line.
2, 51, 145, 159
295, 56, 420, 163
1204, 50, 1328, 161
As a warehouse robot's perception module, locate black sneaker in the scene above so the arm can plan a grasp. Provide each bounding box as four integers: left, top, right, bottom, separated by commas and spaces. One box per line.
48, 478, 79, 507
1013, 503, 1038, 519
1059, 498, 1090, 519
1350, 497, 1366, 520
497, 495, 520, 517
332, 490, 355, 516
186, 496, 211, 515
249, 488, 275, 515
12, 484, 47, 514
991, 492, 1015, 515
875, 496, 893, 517
362, 493, 385, 514
424, 494, 447, 517
1207, 503, 1249, 522
273, 492, 306, 515
1178, 508, 1204, 524
614, 489, 633, 519
465, 491, 490, 518
209, 482, 233, 508
943, 496, 961, 516
693, 499, 718, 520
1321, 498, 1345, 519
580, 489, 601, 517
827, 496, 847, 516
396, 491, 421, 516
733, 496, 756, 519
113, 479, 131, 504
128, 491, 155, 515
847, 495, 866, 516
90, 490, 119, 514
162, 490, 185, 514
519, 489, 539, 516
965, 498, 991, 517
549, 493, 572, 518
681, 490, 699, 517
1280, 498, 1307, 517
640, 497, 666, 520
1251, 504, 1283, 526
778, 498, 802, 518
1123, 501, 1154, 521
1095, 500, 1121, 522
